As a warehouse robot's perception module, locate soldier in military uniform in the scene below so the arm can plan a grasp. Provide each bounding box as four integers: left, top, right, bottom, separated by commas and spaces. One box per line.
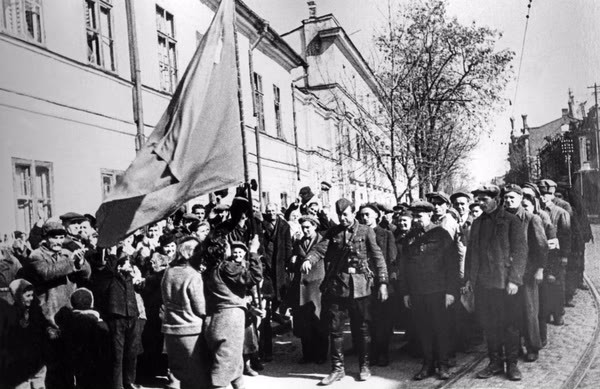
302, 198, 388, 385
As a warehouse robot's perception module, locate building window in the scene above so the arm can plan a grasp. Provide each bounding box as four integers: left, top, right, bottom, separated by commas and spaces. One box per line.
85, 0, 115, 71
253, 72, 265, 132
280, 192, 288, 209
101, 169, 124, 200
156, 5, 177, 93
261, 191, 270, 208
1, 0, 44, 44
273, 84, 283, 138
12, 158, 53, 232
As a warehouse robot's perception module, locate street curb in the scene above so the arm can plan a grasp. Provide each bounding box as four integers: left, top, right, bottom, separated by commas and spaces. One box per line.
561, 273, 600, 389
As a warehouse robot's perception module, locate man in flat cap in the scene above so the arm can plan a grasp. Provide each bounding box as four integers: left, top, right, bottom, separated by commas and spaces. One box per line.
302, 198, 388, 384
21, 220, 91, 388
538, 179, 571, 326
358, 203, 397, 366
465, 184, 527, 381
503, 184, 548, 362
398, 201, 459, 380
426, 191, 462, 362
60, 212, 88, 252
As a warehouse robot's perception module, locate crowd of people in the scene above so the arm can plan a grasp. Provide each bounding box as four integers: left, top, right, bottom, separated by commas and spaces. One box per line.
0, 179, 593, 389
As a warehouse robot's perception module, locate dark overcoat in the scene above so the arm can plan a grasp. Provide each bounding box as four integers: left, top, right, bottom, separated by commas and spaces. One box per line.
397, 226, 459, 297
465, 207, 528, 289
289, 234, 326, 318
262, 216, 292, 300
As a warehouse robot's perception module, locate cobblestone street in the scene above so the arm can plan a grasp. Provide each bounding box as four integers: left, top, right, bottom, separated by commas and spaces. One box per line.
244, 225, 600, 389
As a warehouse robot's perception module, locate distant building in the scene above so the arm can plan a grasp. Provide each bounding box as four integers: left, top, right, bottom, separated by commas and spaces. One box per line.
508, 94, 600, 216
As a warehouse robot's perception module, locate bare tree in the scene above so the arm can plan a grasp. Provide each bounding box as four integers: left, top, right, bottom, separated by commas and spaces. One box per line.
373, 0, 515, 198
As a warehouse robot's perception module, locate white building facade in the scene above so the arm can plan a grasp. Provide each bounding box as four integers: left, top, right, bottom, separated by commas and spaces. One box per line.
0, 0, 396, 238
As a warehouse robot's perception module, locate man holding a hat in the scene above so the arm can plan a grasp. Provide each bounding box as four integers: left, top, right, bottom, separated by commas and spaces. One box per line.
398, 200, 459, 380
302, 198, 388, 385
465, 184, 527, 381
288, 214, 328, 364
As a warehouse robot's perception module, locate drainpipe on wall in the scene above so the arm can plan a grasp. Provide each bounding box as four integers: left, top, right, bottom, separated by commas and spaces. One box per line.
291, 73, 308, 181
125, 0, 145, 152
248, 21, 268, 208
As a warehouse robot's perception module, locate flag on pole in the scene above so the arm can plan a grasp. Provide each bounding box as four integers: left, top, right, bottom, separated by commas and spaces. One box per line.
96, 0, 242, 247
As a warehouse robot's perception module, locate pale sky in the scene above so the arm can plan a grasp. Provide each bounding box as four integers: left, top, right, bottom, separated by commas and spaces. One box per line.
245, 0, 600, 183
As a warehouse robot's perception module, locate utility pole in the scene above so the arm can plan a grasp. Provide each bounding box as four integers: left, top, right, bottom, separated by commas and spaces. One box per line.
587, 83, 600, 171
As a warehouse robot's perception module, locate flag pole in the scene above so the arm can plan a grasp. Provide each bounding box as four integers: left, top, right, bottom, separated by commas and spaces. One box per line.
232, 2, 256, 234
233, 11, 250, 185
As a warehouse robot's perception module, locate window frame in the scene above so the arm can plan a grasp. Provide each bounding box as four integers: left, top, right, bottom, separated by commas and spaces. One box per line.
12, 157, 54, 232
0, 0, 45, 45
273, 84, 283, 138
100, 168, 124, 200
84, 0, 116, 72
156, 4, 178, 93
253, 72, 265, 132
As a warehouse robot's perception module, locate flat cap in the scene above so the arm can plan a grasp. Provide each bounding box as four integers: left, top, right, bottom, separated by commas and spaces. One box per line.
392, 204, 406, 212
450, 191, 472, 203
230, 241, 248, 252
298, 215, 319, 226
426, 192, 450, 204
472, 184, 500, 198
59, 212, 87, 223
503, 184, 523, 196
409, 200, 435, 213
359, 203, 381, 217
523, 182, 541, 198
42, 220, 66, 236
335, 198, 353, 214
538, 179, 557, 194
398, 209, 413, 218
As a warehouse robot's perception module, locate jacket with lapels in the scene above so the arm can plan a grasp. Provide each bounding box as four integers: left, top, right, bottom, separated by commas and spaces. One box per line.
305, 221, 388, 299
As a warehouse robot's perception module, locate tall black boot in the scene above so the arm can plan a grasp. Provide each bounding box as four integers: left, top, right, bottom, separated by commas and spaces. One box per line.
320, 336, 345, 386
358, 334, 372, 381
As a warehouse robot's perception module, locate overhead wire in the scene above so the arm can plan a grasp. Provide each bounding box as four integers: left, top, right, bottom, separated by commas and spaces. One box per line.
512, 0, 534, 113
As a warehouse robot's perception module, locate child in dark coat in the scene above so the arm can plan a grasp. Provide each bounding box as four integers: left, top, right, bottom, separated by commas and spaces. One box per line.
55, 288, 111, 389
